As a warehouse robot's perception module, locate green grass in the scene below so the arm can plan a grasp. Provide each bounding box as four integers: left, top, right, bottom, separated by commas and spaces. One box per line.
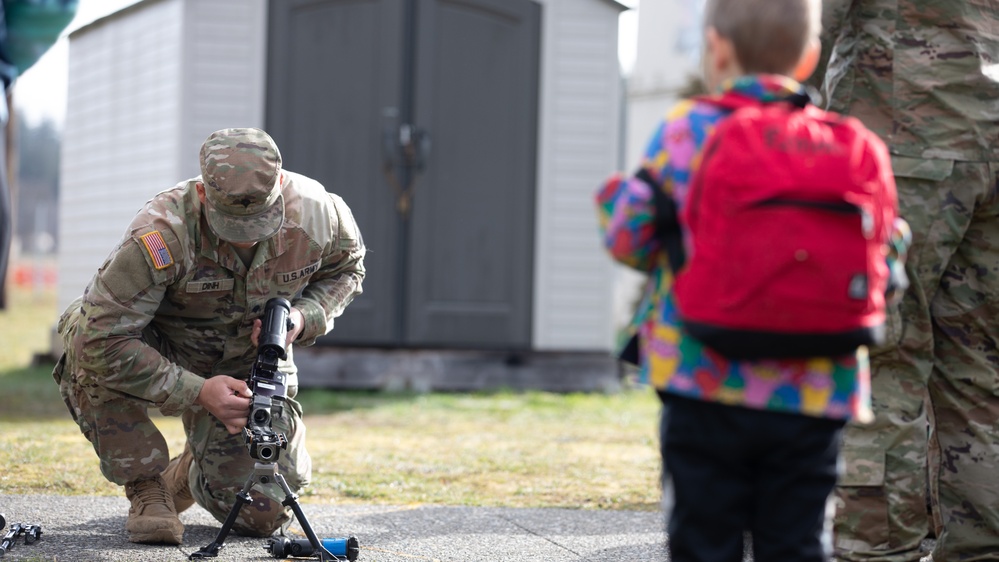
0, 285, 663, 510
0, 284, 59, 370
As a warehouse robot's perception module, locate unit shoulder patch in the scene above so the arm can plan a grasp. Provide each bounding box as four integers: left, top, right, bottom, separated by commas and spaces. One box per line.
140, 231, 175, 269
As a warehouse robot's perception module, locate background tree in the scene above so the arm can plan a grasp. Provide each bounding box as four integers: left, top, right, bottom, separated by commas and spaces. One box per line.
14, 114, 61, 255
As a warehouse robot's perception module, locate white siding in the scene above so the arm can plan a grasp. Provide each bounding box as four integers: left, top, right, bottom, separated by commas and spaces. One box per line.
179, 0, 267, 179
531, 0, 624, 351
57, 0, 267, 313
58, 0, 184, 312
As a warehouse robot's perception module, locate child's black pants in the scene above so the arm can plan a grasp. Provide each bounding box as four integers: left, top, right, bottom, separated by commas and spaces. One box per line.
660, 393, 845, 562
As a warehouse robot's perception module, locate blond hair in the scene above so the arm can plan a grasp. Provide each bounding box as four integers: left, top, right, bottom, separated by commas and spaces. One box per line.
705, 0, 821, 75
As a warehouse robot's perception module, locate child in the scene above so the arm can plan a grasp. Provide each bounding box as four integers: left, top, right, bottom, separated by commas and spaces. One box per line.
595, 0, 906, 560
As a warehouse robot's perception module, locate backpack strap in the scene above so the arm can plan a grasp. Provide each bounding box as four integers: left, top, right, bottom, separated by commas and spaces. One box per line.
694, 91, 759, 112
696, 89, 813, 111
635, 167, 686, 274
617, 168, 686, 366
785, 90, 812, 109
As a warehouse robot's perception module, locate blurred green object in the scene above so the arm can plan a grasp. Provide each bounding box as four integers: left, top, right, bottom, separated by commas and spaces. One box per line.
3, 0, 78, 76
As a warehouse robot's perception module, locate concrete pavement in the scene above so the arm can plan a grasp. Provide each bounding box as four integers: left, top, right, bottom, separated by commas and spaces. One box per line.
0, 494, 666, 561
0, 494, 939, 561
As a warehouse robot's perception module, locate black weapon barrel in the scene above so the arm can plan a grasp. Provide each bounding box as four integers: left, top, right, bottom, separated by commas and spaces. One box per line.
259, 298, 291, 361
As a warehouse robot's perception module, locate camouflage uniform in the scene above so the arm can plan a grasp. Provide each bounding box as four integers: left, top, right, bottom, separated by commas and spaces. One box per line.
52, 129, 366, 536
818, 1, 999, 560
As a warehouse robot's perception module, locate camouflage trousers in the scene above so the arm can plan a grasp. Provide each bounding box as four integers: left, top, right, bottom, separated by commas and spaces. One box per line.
834, 159, 999, 561
52, 301, 313, 537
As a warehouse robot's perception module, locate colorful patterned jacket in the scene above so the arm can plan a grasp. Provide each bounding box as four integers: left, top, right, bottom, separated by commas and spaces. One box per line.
596, 75, 877, 421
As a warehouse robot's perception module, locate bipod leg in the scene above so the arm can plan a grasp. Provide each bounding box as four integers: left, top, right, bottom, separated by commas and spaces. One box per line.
190, 466, 263, 559
273, 472, 338, 561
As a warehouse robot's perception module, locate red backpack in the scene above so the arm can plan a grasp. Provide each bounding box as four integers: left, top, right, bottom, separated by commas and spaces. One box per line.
673, 92, 897, 359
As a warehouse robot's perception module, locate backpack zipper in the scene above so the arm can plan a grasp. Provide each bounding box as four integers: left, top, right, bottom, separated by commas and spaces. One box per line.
752, 198, 874, 237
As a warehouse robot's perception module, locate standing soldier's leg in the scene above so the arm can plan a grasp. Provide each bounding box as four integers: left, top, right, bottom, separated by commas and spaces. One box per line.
833, 304, 932, 561
833, 161, 962, 561
182, 388, 312, 537
927, 161, 999, 561
53, 298, 182, 544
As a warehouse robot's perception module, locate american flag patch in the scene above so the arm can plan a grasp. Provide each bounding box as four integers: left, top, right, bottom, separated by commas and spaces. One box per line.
140, 231, 174, 269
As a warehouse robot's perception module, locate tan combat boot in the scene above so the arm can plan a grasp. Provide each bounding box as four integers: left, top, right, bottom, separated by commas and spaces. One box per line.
162, 445, 195, 514
124, 475, 184, 544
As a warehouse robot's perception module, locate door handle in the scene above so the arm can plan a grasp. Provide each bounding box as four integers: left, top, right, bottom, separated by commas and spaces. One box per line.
399, 123, 431, 174
381, 109, 430, 217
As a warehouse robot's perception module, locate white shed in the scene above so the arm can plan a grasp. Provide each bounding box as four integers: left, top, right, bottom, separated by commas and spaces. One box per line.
58, 0, 629, 390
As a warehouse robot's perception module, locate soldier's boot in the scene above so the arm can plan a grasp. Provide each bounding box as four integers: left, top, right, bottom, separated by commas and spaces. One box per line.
162, 445, 195, 514
124, 475, 184, 544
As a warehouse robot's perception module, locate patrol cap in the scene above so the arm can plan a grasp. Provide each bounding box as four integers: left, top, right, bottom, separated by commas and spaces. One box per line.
200, 127, 284, 243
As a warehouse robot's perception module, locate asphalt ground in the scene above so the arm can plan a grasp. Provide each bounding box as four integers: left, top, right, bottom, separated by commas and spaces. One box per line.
0, 495, 939, 561
0, 494, 666, 561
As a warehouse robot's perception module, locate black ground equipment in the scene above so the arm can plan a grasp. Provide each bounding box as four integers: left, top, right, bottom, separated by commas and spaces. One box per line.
190, 298, 358, 561
0, 516, 42, 558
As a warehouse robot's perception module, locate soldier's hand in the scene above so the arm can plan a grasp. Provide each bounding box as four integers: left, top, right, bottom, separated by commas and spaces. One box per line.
250, 306, 306, 347
196, 375, 252, 434
287, 307, 305, 343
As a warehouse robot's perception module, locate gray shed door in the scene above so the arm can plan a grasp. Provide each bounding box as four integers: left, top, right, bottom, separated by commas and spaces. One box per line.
266, 0, 540, 350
